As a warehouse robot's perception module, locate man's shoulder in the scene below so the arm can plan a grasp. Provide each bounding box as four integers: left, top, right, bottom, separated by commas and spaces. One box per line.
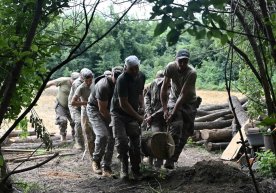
188, 65, 197, 75
166, 61, 177, 69
72, 78, 82, 87
96, 77, 111, 90
55, 77, 70, 85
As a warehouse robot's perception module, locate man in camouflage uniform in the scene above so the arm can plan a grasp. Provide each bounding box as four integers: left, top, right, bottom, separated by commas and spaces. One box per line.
71, 69, 95, 159
144, 70, 166, 168
161, 49, 197, 169
46, 72, 79, 141
68, 68, 90, 149
87, 66, 123, 177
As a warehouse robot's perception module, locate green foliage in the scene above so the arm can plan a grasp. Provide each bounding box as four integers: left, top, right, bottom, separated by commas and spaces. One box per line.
256, 150, 276, 178
0, 155, 3, 167
16, 117, 29, 139
0, 0, 71, 120
15, 181, 42, 193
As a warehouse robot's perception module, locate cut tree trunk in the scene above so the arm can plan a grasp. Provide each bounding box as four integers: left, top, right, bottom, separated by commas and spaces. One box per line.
194, 119, 233, 130
191, 130, 202, 141
205, 142, 230, 151
200, 128, 232, 142
199, 97, 247, 111
195, 109, 232, 122
221, 96, 250, 160
229, 96, 249, 126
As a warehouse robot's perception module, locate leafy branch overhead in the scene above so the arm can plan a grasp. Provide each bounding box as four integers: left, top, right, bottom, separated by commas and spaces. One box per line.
149, 0, 276, 118
149, 0, 229, 45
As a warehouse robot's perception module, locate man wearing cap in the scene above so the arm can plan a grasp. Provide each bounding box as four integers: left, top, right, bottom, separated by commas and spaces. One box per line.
87, 66, 123, 177
72, 69, 95, 159
161, 49, 197, 169
111, 55, 145, 180
68, 68, 90, 149
46, 72, 80, 141
144, 70, 167, 168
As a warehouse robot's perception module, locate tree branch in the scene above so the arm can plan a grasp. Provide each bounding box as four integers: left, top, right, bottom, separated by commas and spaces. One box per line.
0, 0, 138, 143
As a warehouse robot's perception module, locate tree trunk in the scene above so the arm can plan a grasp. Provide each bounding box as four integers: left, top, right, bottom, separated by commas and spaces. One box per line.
0, 0, 44, 126
205, 142, 229, 151
0, 147, 13, 193
195, 109, 232, 122
200, 128, 232, 142
229, 96, 249, 126
194, 119, 233, 130
199, 98, 247, 111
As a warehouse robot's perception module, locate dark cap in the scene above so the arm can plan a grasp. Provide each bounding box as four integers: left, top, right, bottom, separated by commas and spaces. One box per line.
112, 66, 123, 79
176, 49, 190, 59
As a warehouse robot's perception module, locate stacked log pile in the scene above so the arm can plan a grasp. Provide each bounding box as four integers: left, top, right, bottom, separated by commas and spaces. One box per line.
191, 97, 247, 152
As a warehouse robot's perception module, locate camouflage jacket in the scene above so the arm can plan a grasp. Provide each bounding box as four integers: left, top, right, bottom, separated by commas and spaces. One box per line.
144, 78, 164, 115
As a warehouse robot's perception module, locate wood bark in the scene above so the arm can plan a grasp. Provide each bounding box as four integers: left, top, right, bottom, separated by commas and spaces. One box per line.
229, 96, 249, 127
199, 97, 247, 111
194, 119, 233, 130
200, 128, 232, 142
195, 109, 232, 122
205, 142, 230, 151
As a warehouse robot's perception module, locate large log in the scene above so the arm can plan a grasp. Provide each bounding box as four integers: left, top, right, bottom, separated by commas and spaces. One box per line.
200, 128, 232, 142
191, 130, 202, 141
205, 142, 230, 151
199, 97, 247, 111
194, 119, 233, 130
195, 109, 232, 122
221, 96, 249, 160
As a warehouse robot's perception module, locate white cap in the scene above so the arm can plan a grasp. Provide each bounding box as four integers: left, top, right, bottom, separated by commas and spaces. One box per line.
80, 68, 93, 79
125, 55, 140, 67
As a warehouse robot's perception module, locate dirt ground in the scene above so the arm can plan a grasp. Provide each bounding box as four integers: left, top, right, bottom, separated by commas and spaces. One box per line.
4, 144, 276, 193
3, 89, 276, 193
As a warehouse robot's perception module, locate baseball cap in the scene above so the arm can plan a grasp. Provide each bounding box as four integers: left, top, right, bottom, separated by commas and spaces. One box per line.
125, 55, 140, 67
112, 66, 123, 79
80, 68, 93, 79
176, 49, 190, 59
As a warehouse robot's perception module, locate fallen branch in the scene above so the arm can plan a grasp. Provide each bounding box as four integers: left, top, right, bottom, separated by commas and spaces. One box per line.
2, 153, 59, 183
11, 152, 75, 163
199, 97, 247, 111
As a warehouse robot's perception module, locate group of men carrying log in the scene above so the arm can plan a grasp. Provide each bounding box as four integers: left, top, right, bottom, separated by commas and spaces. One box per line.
46, 49, 199, 180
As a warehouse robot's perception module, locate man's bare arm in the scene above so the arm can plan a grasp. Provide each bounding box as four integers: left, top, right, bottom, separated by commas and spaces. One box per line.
71, 95, 87, 107
98, 99, 111, 123
171, 73, 196, 115
119, 97, 143, 123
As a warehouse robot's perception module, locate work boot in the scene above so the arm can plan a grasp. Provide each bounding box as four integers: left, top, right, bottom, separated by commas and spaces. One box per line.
102, 166, 112, 177
154, 159, 163, 169
120, 160, 129, 180
92, 160, 102, 174
164, 160, 174, 170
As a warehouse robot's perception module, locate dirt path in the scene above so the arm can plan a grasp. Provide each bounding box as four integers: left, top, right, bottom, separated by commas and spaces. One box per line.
4, 143, 275, 193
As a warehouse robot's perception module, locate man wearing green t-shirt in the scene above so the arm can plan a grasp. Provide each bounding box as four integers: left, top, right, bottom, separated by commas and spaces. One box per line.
46, 72, 79, 141
161, 49, 197, 169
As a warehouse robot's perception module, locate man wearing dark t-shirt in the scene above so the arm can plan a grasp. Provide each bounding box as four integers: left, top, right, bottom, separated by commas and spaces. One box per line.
111, 55, 145, 180
87, 66, 123, 177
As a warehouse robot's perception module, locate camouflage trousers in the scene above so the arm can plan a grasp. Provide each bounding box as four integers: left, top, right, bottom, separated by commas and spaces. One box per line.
87, 104, 114, 169
69, 106, 84, 147
55, 101, 75, 136
81, 108, 95, 160
167, 103, 197, 162
112, 113, 141, 173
